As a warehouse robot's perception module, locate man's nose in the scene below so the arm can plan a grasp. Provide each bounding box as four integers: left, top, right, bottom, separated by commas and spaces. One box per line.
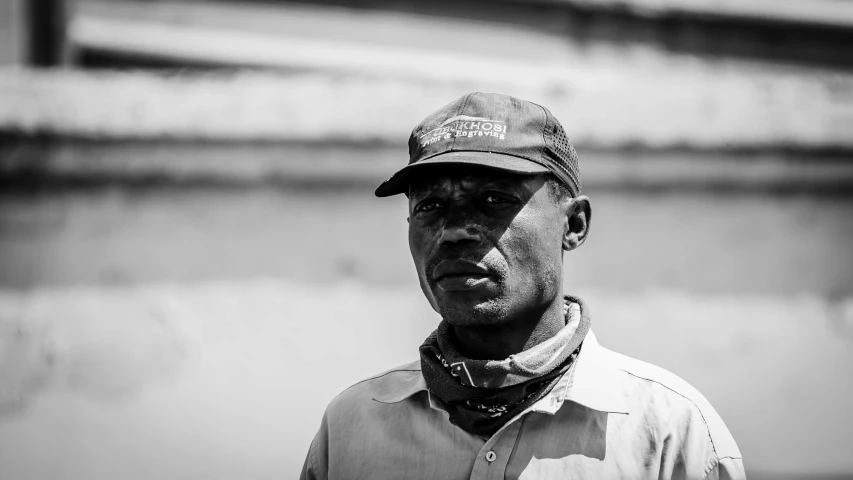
437, 225, 482, 246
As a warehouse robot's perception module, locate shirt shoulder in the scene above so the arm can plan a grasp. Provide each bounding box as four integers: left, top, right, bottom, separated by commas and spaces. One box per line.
304, 362, 431, 480
600, 346, 742, 461
325, 360, 424, 418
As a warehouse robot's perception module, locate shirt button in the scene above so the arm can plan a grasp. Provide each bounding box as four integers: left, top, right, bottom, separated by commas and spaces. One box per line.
485, 451, 497, 463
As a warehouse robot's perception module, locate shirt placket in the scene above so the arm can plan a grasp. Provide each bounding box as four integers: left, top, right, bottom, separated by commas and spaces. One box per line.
468, 416, 525, 480
465, 358, 576, 480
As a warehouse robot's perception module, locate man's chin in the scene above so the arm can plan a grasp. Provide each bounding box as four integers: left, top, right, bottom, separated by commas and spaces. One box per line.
434, 295, 510, 327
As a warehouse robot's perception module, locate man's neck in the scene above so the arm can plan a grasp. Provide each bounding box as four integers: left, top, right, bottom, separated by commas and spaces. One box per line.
450, 296, 567, 360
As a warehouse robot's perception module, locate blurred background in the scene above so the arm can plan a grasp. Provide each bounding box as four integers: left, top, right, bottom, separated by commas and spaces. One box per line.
1, 0, 853, 479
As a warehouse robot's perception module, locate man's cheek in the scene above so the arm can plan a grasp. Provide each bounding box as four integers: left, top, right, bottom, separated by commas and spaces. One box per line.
408, 232, 425, 263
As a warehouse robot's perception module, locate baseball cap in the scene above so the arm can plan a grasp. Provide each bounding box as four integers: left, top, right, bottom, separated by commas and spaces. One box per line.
374, 92, 581, 197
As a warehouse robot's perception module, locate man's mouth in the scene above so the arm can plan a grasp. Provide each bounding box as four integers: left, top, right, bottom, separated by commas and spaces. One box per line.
432, 260, 493, 291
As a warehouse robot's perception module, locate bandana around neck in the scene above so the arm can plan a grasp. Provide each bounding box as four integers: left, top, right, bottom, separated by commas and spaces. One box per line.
419, 296, 591, 438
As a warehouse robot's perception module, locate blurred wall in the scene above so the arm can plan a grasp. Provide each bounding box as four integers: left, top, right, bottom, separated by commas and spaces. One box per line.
1, 178, 852, 479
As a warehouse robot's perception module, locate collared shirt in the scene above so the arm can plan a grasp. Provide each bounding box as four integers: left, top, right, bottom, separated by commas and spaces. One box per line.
300, 331, 745, 480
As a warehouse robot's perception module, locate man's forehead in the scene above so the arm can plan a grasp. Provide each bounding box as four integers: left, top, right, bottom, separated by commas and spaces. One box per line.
407, 165, 544, 193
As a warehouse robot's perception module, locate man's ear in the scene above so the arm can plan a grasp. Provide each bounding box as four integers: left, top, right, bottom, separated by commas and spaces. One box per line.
563, 195, 591, 251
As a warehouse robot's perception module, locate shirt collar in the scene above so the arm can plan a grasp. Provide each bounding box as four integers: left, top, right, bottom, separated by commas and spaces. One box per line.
374, 329, 629, 415
558, 330, 629, 414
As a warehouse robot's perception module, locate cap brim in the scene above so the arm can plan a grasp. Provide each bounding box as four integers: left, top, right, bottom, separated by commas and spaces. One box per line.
374, 151, 551, 197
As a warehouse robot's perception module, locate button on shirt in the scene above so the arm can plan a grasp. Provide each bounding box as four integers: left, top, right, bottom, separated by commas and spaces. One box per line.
300, 331, 745, 480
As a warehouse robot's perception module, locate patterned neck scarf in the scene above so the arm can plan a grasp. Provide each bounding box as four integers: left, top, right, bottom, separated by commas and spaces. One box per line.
419, 296, 591, 438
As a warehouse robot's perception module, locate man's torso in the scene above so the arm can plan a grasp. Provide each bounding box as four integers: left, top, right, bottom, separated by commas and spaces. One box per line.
302, 332, 744, 480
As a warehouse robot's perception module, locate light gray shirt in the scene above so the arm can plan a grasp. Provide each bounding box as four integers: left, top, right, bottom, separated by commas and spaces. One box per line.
301, 331, 745, 480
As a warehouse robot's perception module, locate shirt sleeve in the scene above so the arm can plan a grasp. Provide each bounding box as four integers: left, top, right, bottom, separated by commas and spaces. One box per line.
300, 414, 329, 480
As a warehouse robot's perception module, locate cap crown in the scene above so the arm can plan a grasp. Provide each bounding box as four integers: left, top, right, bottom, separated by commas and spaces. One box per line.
408, 92, 581, 196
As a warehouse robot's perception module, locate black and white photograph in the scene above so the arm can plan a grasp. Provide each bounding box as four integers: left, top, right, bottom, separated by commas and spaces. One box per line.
1, 0, 852, 479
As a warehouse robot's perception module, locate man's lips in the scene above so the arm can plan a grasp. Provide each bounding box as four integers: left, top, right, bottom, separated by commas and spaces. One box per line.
433, 259, 491, 281
432, 260, 493, 291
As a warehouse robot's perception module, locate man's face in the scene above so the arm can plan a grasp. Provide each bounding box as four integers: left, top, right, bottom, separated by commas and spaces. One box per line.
407, 166, 570, 327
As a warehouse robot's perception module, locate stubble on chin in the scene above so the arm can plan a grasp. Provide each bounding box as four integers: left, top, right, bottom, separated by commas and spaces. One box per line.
437, 294, 511, 327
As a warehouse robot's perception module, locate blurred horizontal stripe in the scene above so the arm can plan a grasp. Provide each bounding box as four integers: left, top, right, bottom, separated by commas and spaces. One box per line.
550, 0, 853, 27
0, 280, 851, 477
2, 139, 852, 193
2, 63, 852, 148
2, 188, 851, 296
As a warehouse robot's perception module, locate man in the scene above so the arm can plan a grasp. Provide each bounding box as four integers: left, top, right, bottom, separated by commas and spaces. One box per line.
301, 93, 744, 479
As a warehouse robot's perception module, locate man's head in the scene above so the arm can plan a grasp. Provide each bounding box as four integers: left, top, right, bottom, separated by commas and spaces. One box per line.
375, 92, 590, 327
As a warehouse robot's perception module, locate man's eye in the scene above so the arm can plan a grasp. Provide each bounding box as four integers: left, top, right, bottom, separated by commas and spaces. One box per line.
415, 200, 442, 213
484, 194, 510, 204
